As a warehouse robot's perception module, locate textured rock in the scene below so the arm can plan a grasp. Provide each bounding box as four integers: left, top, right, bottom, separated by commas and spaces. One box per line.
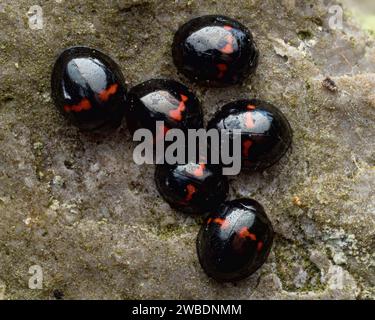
0, 279, 5, 300
0, 0, 374, 299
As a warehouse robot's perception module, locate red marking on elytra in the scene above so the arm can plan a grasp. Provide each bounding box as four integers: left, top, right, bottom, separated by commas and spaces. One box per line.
247, 104, 256, 110
224, 25, 233, 31
193, 163, 206, 177
64, 98, 92, 113
169, 94, 188, 121
238, 227, 257, 241
99, 83, 118, 102
217, 64, 228, 71
163, 125, 170, 135
180, 94, 188, 102
210, 218, 230, 229
207, 218, 213, 225
220, 34, 234, 54
217, 63, 228, 78
242, 139, 253, 158
257, 241, 264, 252
185, 184, 197, 202
169, 107, 184, 121
245, 112, 255, 129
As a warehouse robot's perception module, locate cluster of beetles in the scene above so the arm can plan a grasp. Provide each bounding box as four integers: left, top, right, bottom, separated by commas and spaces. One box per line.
51, 15, 292, 282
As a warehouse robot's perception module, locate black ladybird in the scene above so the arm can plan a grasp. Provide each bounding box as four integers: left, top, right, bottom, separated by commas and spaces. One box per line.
155, 162, 229, 215
125, 79, 203, 136
172, 15, 259, 86
207, 99, 292, 171
196, 198, 274, 282
51, 46, 128, 130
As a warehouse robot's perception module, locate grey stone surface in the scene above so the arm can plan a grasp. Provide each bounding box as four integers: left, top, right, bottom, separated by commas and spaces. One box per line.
0, 0, 374, 299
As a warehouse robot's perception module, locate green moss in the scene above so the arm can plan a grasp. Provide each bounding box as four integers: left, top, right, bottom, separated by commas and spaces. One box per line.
156, 225, 186, 240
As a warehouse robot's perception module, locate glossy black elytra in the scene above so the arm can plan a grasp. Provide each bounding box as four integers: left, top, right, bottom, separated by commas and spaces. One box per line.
172, 15, 259, 86
155, 162, 229, 215
196, 198, 274, 282
207, 99, 293, 172
51, 46, 128, 131
125, 79, 203, 135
